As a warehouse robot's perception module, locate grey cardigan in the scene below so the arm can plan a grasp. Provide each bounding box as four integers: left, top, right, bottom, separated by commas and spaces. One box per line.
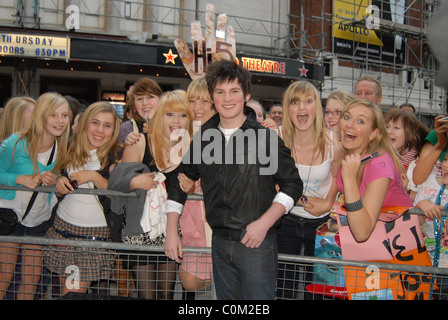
108, 162, 148, 236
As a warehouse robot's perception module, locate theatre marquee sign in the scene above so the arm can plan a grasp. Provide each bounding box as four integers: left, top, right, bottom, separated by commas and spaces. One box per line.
0, 33, 70, 61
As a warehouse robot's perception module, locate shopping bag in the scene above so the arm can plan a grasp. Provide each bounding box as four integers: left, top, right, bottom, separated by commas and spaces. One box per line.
333, 202, 433, 300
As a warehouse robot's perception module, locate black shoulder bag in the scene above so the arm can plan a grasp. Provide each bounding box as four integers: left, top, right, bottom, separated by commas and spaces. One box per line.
0, 142, 56, 235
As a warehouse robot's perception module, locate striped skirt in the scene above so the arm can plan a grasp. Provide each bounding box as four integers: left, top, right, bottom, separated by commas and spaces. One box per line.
43, 215, 116, 282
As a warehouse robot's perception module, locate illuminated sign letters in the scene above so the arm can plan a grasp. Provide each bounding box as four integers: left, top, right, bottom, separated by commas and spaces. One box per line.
240, 57, 286, 75
0, 33, 71, 61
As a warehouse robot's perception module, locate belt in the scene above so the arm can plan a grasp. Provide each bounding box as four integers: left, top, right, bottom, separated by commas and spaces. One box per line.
54, 228, 109, 242
213, 227, 277, 241
286, 213, 307, 222
285, 213, 330, 225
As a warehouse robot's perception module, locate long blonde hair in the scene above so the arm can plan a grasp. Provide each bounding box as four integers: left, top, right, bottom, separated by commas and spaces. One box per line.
148, 90, 193, 169
15, 92, 71, 174
281, 81, 328, 161
0, 96, 36, 144
65, 102, 121, 171
340, 99, 403, 174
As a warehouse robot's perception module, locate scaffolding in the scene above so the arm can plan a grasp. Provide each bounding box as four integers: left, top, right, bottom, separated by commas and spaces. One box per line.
1, 0, 443, 119
287, 0, 445, 122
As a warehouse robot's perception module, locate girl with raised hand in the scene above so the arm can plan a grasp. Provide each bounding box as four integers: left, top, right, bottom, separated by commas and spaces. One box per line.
118, 78, 162, 144
337, 99, 413, 243
111, 90, 192, 299
335, 98, 432, 299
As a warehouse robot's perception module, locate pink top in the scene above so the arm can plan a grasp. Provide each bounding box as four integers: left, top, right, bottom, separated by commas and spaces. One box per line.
335, 152, 419, 262
337, 152, 412, 207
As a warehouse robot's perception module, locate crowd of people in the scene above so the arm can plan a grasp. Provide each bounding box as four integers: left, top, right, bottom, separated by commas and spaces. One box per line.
0, 61, 446, 300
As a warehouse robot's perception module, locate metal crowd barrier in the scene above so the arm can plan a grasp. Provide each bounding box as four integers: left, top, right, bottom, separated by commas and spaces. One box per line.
0, 235, 214, 300
0, 184, 444, 216
0, 235, 447, 301
0, 185, 447, 301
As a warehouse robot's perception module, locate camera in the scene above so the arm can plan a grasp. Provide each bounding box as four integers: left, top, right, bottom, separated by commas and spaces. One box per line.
438, 116, 448, 126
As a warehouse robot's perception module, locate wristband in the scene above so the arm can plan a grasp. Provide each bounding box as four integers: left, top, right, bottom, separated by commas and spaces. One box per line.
345, 199, 363, 212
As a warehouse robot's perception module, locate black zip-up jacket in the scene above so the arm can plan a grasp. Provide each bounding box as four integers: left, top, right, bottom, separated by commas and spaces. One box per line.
168, 106, 303, 238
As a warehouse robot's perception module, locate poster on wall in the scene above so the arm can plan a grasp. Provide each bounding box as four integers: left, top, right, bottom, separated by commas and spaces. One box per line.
332, 0, 406, 64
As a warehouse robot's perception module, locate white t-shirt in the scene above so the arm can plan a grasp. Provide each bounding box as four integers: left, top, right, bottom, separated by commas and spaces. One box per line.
0, 144, 58, 227
57, 149, 107, 227
290, 132, 334, 219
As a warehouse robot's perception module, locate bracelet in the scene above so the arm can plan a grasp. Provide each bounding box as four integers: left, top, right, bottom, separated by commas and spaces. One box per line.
345, 199, 363, 212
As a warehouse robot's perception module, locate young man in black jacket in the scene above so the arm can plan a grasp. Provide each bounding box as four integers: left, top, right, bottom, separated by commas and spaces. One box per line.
164, 60, 302, 300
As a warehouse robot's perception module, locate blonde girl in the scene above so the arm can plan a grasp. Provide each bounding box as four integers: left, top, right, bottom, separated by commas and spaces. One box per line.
0, 96, 36, 144
44, 101, 121, 296
277, 81, 343, 299
324, 90, 355, 132
118, 89, 192, 300
0, 92, 71, 300
178, 78, 215, 292
336, 99, 412, 244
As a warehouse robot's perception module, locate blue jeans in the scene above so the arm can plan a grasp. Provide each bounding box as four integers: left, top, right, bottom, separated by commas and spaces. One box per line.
212, 233, 278, 300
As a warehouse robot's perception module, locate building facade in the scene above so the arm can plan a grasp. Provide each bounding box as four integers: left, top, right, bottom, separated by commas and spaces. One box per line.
289, 0, 444, 124
0, 0, 443, 123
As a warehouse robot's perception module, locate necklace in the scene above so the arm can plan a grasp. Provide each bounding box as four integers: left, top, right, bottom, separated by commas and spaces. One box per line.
299, 149, 314, 204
